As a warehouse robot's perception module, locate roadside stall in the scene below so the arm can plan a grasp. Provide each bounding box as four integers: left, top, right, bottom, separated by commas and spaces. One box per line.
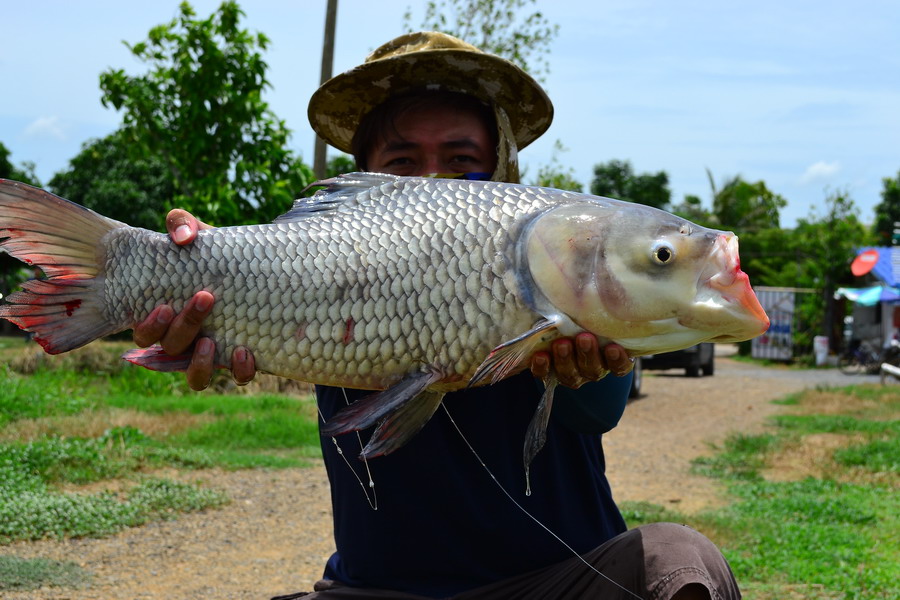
838, 246, 900, 380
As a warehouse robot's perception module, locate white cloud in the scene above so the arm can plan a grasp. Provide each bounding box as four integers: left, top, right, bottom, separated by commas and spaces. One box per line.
24, 116, 66, 141
800, 161, 841, 185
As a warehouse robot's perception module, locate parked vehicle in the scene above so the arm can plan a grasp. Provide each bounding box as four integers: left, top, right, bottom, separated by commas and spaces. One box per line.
839, 338, 900, 375
640, 343, 715, 377
838, 339, 881, 374
628, 357, 643, 398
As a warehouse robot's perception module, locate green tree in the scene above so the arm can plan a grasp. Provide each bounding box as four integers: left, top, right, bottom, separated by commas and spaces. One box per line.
48, 133, 175, 232
792, 190, 871, 351
872, 170, 900, 245
670, 194, 714, 227
326, 155, 357, 178
531, 140, 583, 192
0, 142, 41, 187
590, 159, 670, 210
99, 1, 304, 226
405, 0, 559, 81
707, 170, 786, 232
737, 226, 802, 289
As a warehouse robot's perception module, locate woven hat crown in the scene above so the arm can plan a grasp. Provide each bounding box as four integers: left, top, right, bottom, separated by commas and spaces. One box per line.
308, 31, 553, 154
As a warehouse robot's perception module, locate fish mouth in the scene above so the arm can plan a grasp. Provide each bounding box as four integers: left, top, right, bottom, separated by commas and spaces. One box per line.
693, 234, 770, 341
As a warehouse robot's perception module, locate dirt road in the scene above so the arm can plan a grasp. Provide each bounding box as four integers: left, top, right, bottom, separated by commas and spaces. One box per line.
4, 351, 881, 599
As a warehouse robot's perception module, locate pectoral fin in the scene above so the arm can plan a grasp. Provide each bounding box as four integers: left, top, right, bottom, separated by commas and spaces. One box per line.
468, 317, 563, 387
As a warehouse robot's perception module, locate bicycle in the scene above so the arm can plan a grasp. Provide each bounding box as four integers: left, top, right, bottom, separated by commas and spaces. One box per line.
838, 340, 882, 375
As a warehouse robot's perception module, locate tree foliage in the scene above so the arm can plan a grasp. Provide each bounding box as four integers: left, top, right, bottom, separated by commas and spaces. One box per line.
48, 133, 175, 232
707, 170, 786, 233
791, 191, 870, 349
99, 1, 308, 226
590, 159, 670, 210
404, 0, 559, 82
0, 142, 41, 188
670, 194, 714, 228
531, 140, 583, 192
872, 170, 900, 246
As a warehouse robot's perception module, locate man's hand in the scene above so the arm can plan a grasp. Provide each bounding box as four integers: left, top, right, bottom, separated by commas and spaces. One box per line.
529, 333, 633, 389
132, 209, 256, 391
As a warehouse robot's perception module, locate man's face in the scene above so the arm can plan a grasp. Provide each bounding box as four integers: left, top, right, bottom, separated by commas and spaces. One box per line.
364, 105, 497, 177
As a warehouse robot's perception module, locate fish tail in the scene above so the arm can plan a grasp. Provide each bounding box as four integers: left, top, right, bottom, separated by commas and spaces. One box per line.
0, 179, 127, 353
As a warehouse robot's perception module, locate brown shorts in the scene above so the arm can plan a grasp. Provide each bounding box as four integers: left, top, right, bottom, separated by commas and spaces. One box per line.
273, 522, 741, 600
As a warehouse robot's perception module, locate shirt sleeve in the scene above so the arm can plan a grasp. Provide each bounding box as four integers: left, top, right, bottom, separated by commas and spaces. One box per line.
550, 371, 632, 434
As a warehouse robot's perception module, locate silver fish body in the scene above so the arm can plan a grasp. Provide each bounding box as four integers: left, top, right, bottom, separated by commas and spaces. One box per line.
102, 176, 558, 391
0, 173, 769, 457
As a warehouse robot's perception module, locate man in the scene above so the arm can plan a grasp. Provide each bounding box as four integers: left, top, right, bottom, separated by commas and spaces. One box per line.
135, 32, 740, 600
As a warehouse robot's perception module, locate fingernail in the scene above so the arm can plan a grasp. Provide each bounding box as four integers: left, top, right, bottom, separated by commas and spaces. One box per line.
234, 347, 247, 363
194, 294, 212, 312
577, 335, 592, 352
156, 306, 173, 324
173, 225, 192, 244
607, 346, 621, 361
556, 343, 570, 358
197, 337, 214, 355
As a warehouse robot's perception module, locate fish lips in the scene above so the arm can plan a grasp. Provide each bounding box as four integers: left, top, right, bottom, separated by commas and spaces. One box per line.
690, 234, 770, 342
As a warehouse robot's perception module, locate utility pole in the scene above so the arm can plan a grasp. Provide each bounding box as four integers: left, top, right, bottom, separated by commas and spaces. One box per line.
314, 0, 338, 179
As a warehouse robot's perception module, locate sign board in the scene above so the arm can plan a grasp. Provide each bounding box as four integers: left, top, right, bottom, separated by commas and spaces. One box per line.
752, 288, 794, 360
851, 249, 880, 276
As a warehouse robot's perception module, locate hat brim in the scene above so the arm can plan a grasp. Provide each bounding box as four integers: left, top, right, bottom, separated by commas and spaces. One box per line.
308, 49, 553, 154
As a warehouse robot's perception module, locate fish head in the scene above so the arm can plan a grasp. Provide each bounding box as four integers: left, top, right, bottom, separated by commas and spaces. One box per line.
524, 200, 770, 355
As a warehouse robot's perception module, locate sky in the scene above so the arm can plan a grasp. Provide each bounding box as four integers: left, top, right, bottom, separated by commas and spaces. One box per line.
2, 0, 898, 228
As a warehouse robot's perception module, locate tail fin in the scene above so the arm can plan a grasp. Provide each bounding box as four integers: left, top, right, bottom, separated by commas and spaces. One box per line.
0, 179, 128, 353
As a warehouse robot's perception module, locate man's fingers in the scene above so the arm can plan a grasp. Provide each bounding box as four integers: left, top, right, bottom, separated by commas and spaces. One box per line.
165, 209, 211, 245
574, 333, 606, 380
551, 339, 586, 389
604, 344, 634, 377
159, 292, 214, 356
530, 351, 551, 379
133, 305, 175, 348
186, 337, 215, 391
232, 346, 256, 386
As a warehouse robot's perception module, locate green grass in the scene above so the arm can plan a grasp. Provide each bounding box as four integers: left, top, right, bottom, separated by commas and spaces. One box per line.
0, 367, 100, 426
712, 388, 898, 598
721, 479, 894, 595
625, 384, 899, 600
0, 338, 323, 555
0, 555, 90, 591
835, 437, 899, 472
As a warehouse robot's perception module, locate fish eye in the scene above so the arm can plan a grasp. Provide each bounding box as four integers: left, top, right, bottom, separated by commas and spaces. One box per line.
652, 242, 675, 265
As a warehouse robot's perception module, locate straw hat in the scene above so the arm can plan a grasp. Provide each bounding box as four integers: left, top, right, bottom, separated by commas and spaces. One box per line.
308, 31, 554, 155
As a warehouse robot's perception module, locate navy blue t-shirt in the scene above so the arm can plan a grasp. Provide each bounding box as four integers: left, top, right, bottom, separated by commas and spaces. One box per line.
316, 371, 630, 597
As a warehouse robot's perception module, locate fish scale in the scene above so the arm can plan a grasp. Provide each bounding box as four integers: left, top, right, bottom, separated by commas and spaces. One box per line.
96, 180, 538, 391
0, 173, 769, 458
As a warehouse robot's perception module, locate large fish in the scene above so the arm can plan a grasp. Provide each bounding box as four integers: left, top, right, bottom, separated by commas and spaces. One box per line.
0, 173, 768, 461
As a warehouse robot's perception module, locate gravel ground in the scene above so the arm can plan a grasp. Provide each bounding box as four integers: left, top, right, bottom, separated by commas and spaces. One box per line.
3, 349, 888, 599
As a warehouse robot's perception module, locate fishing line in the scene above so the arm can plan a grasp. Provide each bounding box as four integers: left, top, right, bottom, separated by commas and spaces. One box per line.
440, 403, 644, 600
316, 388, 378, 510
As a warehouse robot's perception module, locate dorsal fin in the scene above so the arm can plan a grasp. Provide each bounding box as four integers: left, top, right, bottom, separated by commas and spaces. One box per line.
273, 172, 402, 223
